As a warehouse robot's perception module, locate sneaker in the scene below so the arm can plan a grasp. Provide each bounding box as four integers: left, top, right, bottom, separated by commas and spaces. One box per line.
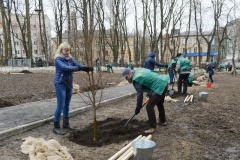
144, 128, 157, 134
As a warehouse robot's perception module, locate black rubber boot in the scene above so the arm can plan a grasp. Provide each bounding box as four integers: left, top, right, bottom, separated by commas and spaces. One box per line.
53, 121, 65, 135
63, 117, 75, 130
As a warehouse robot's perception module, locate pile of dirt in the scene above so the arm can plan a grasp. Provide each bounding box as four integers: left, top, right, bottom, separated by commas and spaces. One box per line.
69, 118, 149, 147
19, 70, 33, 74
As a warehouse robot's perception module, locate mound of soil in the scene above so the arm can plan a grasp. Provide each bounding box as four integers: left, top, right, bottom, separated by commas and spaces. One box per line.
69, 118, 149, 147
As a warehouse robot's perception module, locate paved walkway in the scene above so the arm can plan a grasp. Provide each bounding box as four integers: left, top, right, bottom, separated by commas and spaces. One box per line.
0, 84, 136, 140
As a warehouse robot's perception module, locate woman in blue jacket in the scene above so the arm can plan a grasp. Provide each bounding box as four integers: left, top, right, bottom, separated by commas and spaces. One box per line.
53, 42, 93, 135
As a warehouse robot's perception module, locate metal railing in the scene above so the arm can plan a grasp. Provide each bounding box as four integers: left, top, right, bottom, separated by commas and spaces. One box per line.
7, 59, 31, 67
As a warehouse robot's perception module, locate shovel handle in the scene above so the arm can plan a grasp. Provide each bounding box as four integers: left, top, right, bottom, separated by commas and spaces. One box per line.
125, 97, 149, 127
124, 114, 136, 126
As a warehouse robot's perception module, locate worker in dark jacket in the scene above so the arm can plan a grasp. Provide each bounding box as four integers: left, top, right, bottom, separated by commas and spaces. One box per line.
53, 42, 93, 135
122, 68, 169, 134
206, 62, 214, 83
144, 52, 164, 70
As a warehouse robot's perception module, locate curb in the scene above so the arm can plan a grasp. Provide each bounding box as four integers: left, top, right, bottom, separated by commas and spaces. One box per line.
0, 92, 136, 141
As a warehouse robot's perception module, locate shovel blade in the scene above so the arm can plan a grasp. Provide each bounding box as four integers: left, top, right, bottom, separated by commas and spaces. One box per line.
169, 89, 174, 95
125, 114, 136, 126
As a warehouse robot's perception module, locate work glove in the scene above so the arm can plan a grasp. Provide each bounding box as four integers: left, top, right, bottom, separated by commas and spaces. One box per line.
135, 107, 140, 115
79, 66, 94, 72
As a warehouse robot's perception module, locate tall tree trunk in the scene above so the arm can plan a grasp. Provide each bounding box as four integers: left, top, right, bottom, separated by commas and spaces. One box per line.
26, 0, 33, 66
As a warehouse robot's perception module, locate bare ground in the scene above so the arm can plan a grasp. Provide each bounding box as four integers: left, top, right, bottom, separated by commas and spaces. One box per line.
0, 70, 240, 160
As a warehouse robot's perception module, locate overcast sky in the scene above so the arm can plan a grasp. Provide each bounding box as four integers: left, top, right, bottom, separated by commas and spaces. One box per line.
42, 0, 240, 38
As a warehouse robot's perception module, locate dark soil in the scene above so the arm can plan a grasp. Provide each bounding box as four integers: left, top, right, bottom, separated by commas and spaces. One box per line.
1, 70, 240, 160
69, 118, 149, 147
0, 71, 122, 108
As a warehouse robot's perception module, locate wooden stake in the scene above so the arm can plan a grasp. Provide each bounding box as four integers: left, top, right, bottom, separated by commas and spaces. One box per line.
184, 95, 189, 102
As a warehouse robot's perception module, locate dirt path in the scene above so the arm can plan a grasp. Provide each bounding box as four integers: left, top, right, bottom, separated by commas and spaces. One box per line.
1, 72, 240, 160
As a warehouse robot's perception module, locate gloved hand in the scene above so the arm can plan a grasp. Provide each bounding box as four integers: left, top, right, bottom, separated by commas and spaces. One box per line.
79, 66, 94, 72
135, 107, 140, 115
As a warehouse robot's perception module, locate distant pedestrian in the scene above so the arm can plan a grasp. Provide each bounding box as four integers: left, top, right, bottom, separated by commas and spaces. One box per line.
206, 62, 214, 83
106, 62, 113, 73
53, 42, 93, 135
129, 61, 134, 70
124, 62, 129, 68
96, 58, 101, 73
167, 59, 177, 86
144, 52, 164, 70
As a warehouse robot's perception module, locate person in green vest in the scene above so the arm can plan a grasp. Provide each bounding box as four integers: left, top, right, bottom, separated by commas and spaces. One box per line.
95, 58, 101, 73
122, 68, 169, 134
176, 53, 191, 94
106, 62, 113, 73
188, 73, 193, 86
167, 59, 177, 86
129, 61, 134, 70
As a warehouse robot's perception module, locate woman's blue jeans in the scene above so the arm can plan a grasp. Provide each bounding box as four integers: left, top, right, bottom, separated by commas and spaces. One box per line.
54, 83, 72, 122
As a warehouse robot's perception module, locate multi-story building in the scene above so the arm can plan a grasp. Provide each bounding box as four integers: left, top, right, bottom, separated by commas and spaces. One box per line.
163, 29, 218, 66
224, 19, 240, 60
0, 13, 51, 65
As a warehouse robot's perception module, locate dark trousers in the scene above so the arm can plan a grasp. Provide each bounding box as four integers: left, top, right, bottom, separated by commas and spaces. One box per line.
146, 86, 167, 129
209, 74, 213, 82
168, 70, 175, 85
178, 73, 190, 94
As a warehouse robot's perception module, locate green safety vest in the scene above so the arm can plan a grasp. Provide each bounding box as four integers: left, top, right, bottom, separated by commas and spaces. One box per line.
188, 73, 193, 83
178, 57, 191, 71
168, 59, 177, 69
132, 68, 169, 95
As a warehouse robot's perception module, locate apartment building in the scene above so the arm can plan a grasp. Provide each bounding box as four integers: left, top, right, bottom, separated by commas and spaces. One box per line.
163, 30, 218, 66
0, 13, 51, 65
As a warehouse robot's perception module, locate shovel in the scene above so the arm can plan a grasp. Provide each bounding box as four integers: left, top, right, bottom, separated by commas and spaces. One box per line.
169, 78, 175, 95
124, 97, 149, 127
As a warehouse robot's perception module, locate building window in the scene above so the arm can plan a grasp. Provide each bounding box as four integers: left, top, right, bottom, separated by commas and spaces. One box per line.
183, 48, 186, 53
33, 25, 36, 29
105, 51, 108, 56
200, 47, 202, 53
34, 41, 37, 45
34, 50, 38, 54
194, 47, 197, 52
182, 38, 185, 45
96, 41, 99, 46
14, 42, 19, 46
188, 39, 192, 44
188, 48, 191, 53
80, 42, 84, 48
33, 33, 37, 37
15, 50, 20, 54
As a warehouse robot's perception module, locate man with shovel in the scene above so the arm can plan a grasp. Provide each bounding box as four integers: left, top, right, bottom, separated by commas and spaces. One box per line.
122, 68, 169, 134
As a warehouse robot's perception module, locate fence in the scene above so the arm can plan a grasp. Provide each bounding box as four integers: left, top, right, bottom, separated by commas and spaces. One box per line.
7, 59, 31, 67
